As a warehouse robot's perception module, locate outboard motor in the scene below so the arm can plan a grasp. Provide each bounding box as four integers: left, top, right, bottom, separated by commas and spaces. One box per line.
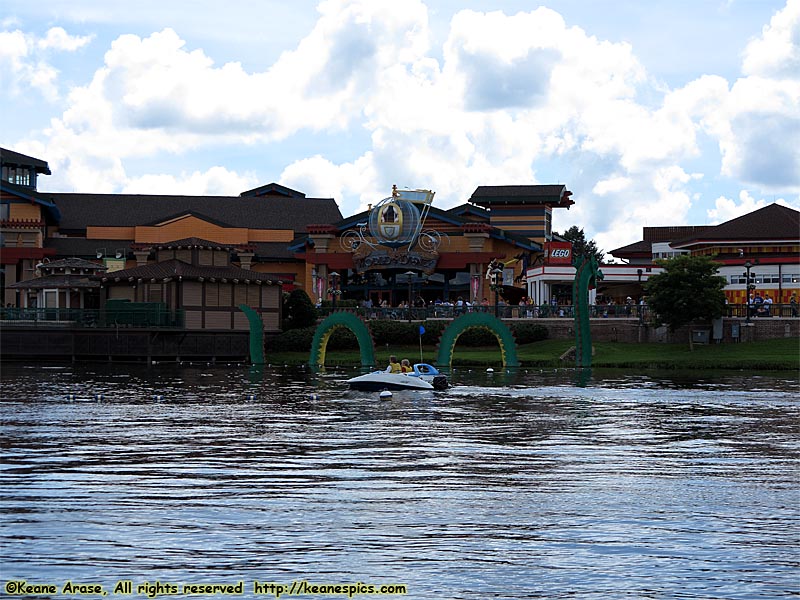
432, 375, 448, 390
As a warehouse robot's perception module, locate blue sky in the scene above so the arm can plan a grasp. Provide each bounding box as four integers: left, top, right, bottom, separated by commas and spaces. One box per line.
2, 0, 798, 255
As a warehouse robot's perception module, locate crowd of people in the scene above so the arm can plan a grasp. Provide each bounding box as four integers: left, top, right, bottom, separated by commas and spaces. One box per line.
326, 291, 799, 319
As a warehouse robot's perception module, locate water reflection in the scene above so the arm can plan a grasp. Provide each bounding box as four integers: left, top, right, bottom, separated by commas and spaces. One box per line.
1, 364, 798, 599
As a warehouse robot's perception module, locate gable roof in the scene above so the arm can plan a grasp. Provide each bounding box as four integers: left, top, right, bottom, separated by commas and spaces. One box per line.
141, 237, 244, 250
672, 203, 800, 248
469, 185, 573, 207
9, 274, 100, 289
45, 191, 342, 232
609, 240, 651, 257
240, 183, 306, 198
0, 147, 51, 175
140, 211, 235, 229
446, 203, 489, 220
95, 258, 283, 283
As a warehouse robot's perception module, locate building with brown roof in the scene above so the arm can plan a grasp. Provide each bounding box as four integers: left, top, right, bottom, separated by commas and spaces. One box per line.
608, 204, 800, 304
1, 147, 342, 329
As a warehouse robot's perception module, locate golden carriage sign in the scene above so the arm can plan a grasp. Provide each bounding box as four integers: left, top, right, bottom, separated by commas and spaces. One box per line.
340, 185, 446, 273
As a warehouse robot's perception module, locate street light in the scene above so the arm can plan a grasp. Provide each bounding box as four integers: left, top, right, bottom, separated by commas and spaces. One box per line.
404, 271, 415, 322
744, 261, 752, 324
329, 271, 340, 309
490, 266, 504, 318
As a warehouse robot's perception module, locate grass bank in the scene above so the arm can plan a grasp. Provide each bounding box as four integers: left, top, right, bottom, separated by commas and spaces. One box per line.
266, 337, 800, 370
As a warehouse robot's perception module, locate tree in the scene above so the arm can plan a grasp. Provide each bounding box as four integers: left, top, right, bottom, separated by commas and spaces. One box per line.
558, 226, 605, 263
644, 254, 727, 345
282, 289, 318, 330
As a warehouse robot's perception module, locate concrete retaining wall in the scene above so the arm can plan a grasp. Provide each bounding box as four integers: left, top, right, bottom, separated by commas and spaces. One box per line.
521, 317, 800, 344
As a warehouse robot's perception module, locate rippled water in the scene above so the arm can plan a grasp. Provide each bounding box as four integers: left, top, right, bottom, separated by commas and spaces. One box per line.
1, 364, 798, 599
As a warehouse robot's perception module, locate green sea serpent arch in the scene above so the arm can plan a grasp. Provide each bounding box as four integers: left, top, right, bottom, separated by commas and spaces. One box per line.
435, 312, 520, 368
572, 254, 604, 368
238, 304, 265, 365
309, 311, 376, 367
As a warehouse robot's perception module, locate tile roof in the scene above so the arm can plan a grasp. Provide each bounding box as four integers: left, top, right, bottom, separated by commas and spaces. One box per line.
672, 203, 800, 246
46, 236, 296, 261
643, 225, 711, 243
9, 274, 100, 289
609, 240, 651, 256
1, 147, 51, 174
95, 259, 284, 284
45, 192, 343, 232
469, 185, 572, 207
471, 184, 567, 198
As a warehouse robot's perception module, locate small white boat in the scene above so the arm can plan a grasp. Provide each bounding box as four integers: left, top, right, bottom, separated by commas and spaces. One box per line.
346, 363, 448, 391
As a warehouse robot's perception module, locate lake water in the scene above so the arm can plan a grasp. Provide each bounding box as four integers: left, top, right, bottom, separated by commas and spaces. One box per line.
1, 364, 798, 599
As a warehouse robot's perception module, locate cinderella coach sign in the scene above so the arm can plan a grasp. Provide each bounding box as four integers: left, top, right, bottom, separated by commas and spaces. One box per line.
352, 247, 438, 274
339, 186, 446, 274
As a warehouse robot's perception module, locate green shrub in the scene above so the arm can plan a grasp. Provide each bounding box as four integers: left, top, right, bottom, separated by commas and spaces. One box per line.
510, 322, 548, 344
327, 326, 359, 350
282, 289, 318, 330
455, 326, 499, 346
268, 326, 315, 352
368, 320, 422, 345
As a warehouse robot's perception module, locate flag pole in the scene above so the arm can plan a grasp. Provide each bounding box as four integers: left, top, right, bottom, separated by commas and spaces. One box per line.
418, 324, 425, 362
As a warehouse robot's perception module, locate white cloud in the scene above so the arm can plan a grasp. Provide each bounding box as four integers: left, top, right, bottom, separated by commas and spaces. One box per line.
38, 26, 92, 51
0, 26, 92, 99
280, 153, 380, 216
593, 176, 633, 196
122, 166, 257, 196
13, 1, 799, 256
742, 0, 800, 78
707, 190, 800, 223
709, 0, 800, 191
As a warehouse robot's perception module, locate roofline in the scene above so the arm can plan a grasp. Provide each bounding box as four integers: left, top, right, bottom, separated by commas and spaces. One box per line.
0, 180, 61, 221
0, 147, 51, 174
672, 238, 800, 249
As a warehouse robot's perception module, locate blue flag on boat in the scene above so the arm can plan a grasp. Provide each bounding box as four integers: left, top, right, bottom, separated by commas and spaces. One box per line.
419, 325, 425, 336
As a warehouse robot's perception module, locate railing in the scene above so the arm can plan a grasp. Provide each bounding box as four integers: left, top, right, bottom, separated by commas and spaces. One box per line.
0, 307, 185, 328
725, 303, 797, 318
316, 303, 798, 321
316, 304, 653, 320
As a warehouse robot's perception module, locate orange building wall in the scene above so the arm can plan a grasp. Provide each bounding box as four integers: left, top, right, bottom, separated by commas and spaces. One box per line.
134, 216, 249, 245
9, 203, 41, 220
86, 226, 136, 240
247, 230, 294, 242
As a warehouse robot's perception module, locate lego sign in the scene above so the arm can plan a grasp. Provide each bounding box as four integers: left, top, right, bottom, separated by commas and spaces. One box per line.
545, 242, 572, 265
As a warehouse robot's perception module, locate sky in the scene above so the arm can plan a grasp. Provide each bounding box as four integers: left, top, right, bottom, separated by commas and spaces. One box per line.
2, 0, 798, 257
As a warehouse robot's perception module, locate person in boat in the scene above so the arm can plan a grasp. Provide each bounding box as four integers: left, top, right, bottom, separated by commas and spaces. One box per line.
385, 355, 402, 373
400, 359, 412, 373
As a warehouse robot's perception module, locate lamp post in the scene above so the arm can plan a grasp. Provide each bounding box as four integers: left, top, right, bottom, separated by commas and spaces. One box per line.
491, 266, 503, 318
329, 271, 340, 310
404, 271, 415, 322
744, 261, 752, 324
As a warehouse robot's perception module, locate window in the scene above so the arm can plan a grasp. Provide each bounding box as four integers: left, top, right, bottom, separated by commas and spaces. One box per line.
0, 202, 8, 221
147, 284, 163, 303
545, 210, 552, 240
43, 290, 58, 308
1, 167, 31, 187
